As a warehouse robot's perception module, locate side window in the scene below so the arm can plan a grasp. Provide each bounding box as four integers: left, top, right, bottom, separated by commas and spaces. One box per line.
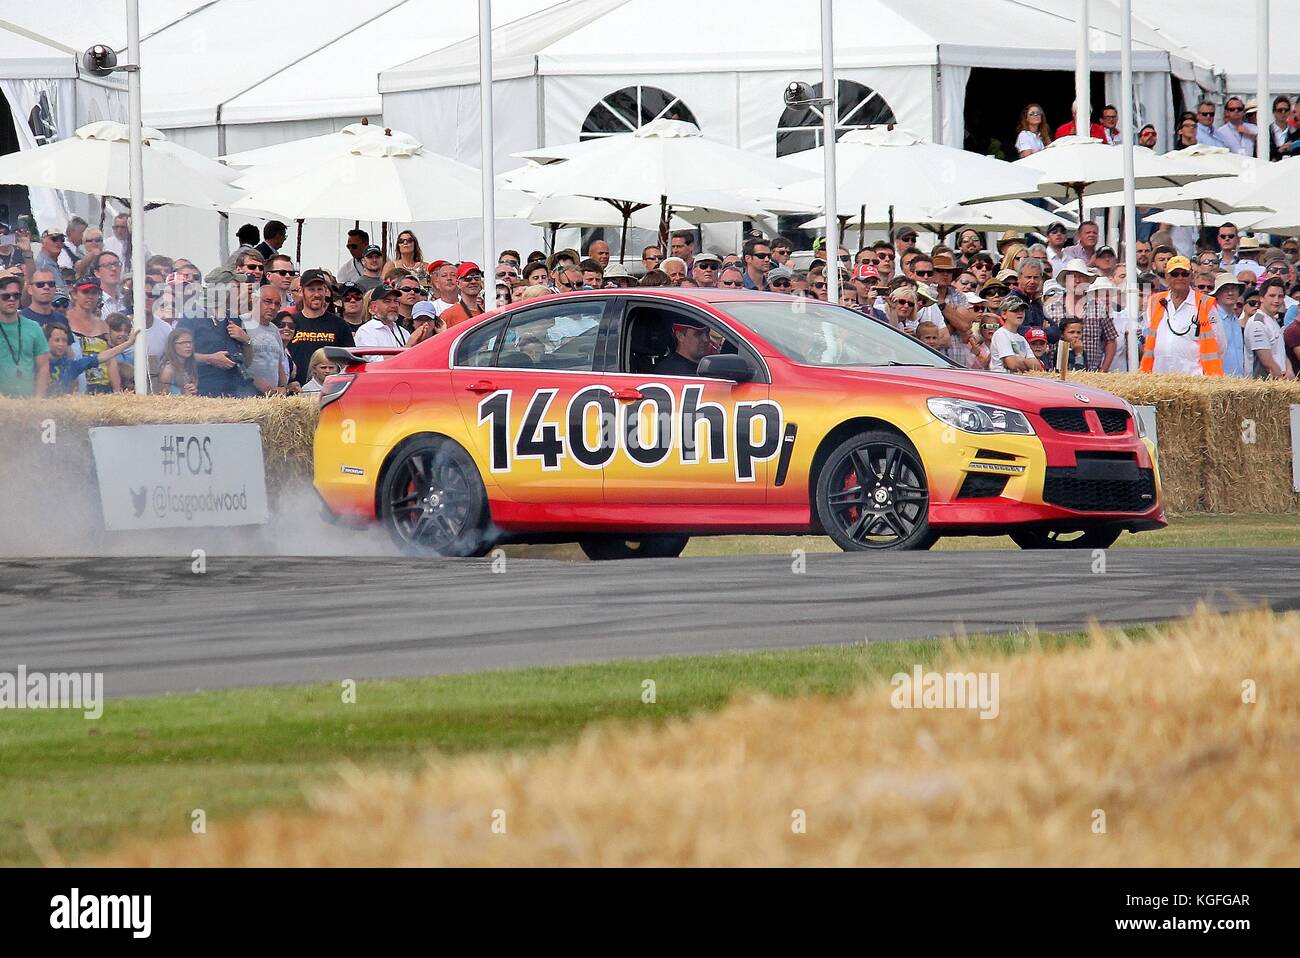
620, 304, 756, 378
455, 316, 507, 367
498, 301, 604, 371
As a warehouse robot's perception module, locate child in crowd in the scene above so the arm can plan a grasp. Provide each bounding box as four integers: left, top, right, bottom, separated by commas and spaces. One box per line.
299, 348, 339, 394
1058, 317, 1088, 371
43, 323, 138, 396
989, 296, 1040, 374
1025, 326, 1051, 369
913, 321, 943, 351
104, 313, 136, 391
159, 326, 198, 396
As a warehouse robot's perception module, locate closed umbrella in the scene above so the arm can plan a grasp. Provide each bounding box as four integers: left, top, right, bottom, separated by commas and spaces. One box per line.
0, 120, 244, 210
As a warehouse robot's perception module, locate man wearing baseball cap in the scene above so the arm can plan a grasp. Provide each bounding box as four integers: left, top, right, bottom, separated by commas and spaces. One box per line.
355, 285, 410, 348
286, 268, 353, 386
692, 252, 722, 288
355, 244, 386, 293
1138, 255, 1224, 376
425, 260, 458, 319
440, 263, 486, 328
657, 314, 712, 376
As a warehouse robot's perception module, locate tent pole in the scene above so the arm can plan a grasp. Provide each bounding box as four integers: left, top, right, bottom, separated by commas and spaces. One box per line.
820, 0, 839, 304
658, 194, 668, 254
1121, 0, 1141, 372
478, 0, 496, 288
127, 0, 149, 395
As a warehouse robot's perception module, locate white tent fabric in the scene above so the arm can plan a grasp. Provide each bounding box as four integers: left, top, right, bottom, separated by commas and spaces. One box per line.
380, 0, 1219, 259
1136, 0, 1300, 94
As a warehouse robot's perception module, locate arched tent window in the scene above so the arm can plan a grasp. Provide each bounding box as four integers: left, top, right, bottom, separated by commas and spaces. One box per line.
776, 79, 896, 157
581, 85, 698, 140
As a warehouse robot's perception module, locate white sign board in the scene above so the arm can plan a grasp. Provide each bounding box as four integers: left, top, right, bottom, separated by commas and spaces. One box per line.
1291, 405, 1300, 493
1133, 405, 1158, 452
90, 424, 269, 530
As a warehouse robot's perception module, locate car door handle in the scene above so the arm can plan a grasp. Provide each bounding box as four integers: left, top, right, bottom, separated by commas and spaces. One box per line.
464, 380, 497, 394
610, 388, 643, 401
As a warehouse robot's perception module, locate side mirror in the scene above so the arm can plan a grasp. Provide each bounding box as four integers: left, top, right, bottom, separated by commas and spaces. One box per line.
696, 353, 755, 383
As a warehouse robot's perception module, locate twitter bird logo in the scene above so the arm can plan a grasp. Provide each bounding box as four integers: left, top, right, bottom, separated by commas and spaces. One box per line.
130, 485, 148, 518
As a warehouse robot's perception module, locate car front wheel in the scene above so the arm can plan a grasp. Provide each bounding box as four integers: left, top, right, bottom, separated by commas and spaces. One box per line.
815, 430, 935, 552
378, 437, 492, 557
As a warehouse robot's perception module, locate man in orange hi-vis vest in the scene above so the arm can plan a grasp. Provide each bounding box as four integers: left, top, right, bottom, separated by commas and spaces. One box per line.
1140, 256, 1225, 375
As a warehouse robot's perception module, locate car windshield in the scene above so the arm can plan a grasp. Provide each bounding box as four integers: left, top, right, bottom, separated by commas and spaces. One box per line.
715, 299, 955, 368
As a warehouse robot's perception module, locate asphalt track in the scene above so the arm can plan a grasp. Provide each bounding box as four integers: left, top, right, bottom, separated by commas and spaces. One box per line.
1, 549, 1296, 698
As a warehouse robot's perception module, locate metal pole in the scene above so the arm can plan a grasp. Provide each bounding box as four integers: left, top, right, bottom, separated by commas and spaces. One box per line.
1257, 0, 1270, 163
1076, 0, 1091, 140
479, 0, 496, 277
127, 0, 149, 395
821, 0, 839, 303
1121, 0, 1140, 371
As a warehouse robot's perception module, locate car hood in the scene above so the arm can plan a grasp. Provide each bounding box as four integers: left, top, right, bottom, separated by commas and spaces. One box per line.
821, 366, 1126, 411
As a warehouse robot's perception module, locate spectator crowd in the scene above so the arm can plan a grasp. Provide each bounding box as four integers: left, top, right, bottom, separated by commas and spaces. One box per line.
5, 93, 1300, 398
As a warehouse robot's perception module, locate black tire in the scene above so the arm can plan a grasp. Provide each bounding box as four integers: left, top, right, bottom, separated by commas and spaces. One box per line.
1009, 528, 1122, 550
815, 430, 934, 552
579, 534, 690, 560
378, 437, 492, 557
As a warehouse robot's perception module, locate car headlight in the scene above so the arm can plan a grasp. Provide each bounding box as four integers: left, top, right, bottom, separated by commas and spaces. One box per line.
927, 398, 1035, 435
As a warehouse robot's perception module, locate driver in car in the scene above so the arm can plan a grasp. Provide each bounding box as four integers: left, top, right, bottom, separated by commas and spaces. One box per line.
657, 316, 714, 376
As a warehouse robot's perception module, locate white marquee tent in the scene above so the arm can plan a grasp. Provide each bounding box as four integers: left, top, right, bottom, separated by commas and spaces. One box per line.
380, 0, 1219, 257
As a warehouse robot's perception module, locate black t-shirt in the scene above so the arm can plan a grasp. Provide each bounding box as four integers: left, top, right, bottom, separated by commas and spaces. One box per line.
655, 350, 699, 376
288, 311, 353, 385
20, 306, 65, 328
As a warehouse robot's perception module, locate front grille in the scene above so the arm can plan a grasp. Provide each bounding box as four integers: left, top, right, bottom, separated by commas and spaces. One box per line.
1097, 409, 1131, 434
1043, 467, 1156, 512
1041, 408, 1090, 433
957, 473, 1010, 499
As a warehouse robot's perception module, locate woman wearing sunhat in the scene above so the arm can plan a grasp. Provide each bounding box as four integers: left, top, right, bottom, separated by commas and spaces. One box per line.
1139, 256, 1225, 376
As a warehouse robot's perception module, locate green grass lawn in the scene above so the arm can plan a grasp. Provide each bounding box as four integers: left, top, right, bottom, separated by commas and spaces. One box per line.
499, 514, 1300, 560
0, 627, 1123, 867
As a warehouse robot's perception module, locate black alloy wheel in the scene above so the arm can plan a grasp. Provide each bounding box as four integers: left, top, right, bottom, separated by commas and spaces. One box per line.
815, 430, 936, 551
579, 535, 690, 560
1009, 528, 1122, 550
379, 438, 491, 557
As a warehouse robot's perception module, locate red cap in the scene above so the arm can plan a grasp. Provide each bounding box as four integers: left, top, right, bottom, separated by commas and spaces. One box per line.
1024, 327, 1047, 343
425, 259, 451, 275
456, 262, 483, 280
853, 264, 879, 281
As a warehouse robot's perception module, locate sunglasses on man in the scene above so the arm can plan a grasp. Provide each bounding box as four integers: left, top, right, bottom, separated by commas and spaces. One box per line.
769, 279, 792, 289
719, 279, 744, 288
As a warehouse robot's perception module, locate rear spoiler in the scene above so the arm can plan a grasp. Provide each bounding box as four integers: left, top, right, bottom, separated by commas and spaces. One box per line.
323, 346, 404, 367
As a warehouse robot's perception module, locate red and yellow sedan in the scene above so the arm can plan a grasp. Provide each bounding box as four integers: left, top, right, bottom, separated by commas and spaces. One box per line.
314, 289, 1164, 558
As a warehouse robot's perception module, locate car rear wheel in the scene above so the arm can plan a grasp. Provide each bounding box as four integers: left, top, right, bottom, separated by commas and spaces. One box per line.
379, 437, 492, 557
1009, 528, 1122, 550
579, 535, 690, 560
815, 430, 935, 552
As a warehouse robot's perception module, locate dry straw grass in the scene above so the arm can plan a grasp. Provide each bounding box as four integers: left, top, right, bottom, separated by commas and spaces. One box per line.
100, 606, 1299, 867
5, 375, 1300, 513
0, 395, 319, 492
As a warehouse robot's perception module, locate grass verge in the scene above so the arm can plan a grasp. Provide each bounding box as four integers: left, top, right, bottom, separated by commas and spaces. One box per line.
2, 627, 1105, 866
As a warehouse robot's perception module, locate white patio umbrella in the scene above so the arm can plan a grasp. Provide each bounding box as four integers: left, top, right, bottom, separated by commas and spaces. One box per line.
516, 118, 807, 255
231, 129, 483, 223
0, 121, 244, 210
800, 198, 1073, 242
964, 135, 1232, 221
221, 121, 398, 169
776, 126, 1043, 237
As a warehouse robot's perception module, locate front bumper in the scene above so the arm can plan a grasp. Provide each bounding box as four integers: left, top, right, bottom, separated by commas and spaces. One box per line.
908, 415, 1167, 533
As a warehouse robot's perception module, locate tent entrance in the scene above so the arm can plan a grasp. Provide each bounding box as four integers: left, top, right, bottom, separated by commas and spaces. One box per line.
962, 67, 1106, 160
0, 95, 32, 229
